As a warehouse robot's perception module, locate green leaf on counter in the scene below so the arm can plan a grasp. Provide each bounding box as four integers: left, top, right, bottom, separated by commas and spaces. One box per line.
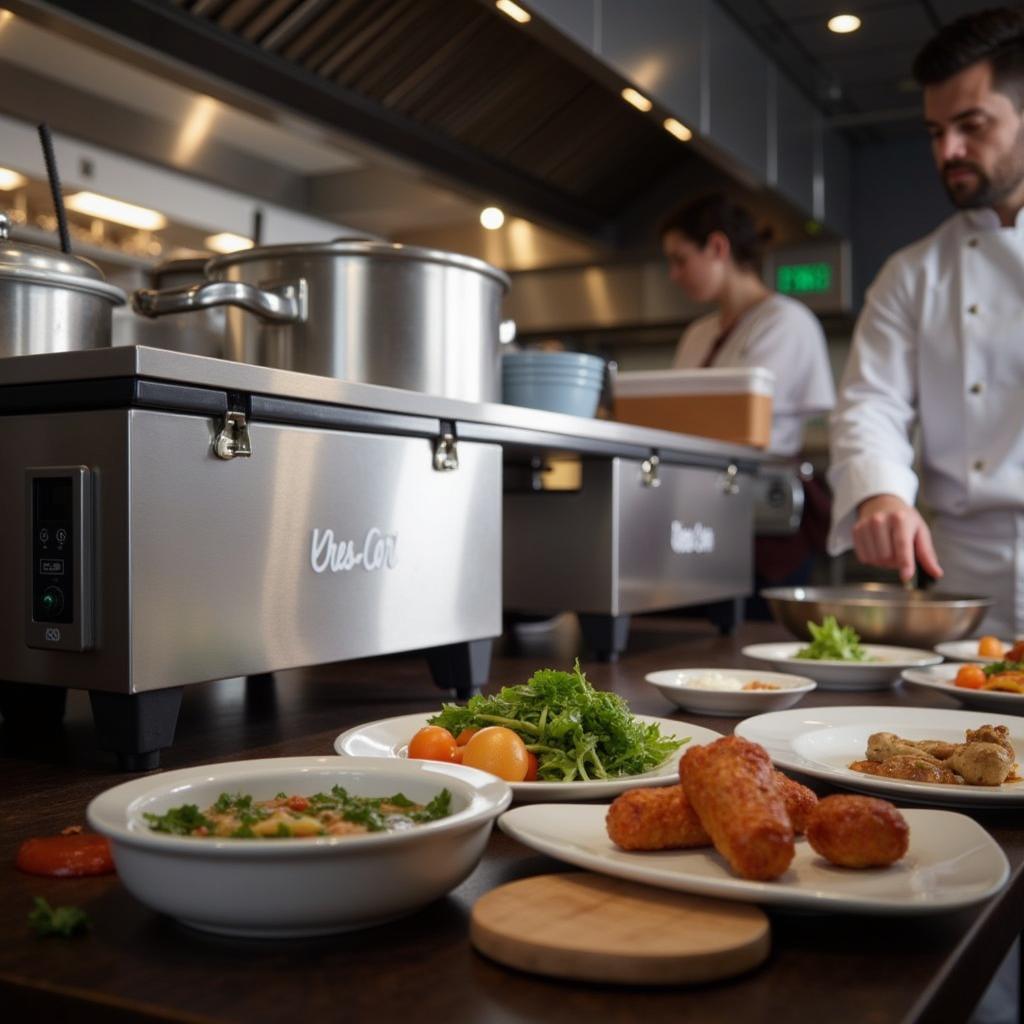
28, 897, 90, 938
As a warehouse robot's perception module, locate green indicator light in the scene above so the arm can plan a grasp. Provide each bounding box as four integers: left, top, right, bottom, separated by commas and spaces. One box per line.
776, 262, 832, 295
41, 593, 55, 609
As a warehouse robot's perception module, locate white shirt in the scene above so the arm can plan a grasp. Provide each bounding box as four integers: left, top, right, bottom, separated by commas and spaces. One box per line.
673, 293, 835, 455
828, 208, 1024, 634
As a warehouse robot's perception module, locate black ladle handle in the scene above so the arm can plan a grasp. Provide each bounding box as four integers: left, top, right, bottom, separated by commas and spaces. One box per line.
37, 123, 71, 254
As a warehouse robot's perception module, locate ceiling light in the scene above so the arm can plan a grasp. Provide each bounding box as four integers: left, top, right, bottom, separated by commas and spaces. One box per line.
495, 0, 531, 24
621, 87, 653, 112
827, 14, 861, 33
0, 167, 27, 190
663, 118, 692, 142
64, 192, 167, 231
205, 232, 254, 254
480, 207, 505, 230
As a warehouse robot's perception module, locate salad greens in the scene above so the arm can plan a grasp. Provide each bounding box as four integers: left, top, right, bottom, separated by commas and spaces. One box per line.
983, 660, 1024, 677
28, 897, 90, 938
428, 660, 685, 782
794, 616, 869, 662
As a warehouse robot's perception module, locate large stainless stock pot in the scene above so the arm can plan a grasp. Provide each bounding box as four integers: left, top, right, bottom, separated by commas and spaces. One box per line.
0, 212, 126, 357
132, 240, 511, 402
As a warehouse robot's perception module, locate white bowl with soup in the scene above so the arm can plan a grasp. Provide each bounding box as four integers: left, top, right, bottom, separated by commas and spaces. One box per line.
87, 756, 511, 938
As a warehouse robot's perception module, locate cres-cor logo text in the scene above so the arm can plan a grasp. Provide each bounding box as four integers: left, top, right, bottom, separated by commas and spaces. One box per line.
670, 520, 715, 555
310, 527, 398, 574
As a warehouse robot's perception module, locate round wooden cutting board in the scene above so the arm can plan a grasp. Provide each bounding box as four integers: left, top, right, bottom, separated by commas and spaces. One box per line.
470, 872, 770, 985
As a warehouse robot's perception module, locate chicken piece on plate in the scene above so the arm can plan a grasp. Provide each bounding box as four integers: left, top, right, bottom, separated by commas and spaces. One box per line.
850, 755, 964, 785
866, 732, 958, 762
806, 795, 909, 868
945, 742, 1014, 786
964, 725, 1014, 757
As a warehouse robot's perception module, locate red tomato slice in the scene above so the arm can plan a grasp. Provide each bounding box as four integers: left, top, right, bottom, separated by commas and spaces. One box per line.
16, 834, 115, 877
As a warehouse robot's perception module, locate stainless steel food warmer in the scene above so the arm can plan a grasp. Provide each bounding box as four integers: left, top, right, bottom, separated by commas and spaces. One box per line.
0, 346, 759, 768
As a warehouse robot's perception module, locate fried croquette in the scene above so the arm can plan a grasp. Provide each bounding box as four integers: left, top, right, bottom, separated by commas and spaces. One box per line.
772, 771, 818, 834
806, 795, 909, 868
605, 785, 710, 851
680, 736, 794, 881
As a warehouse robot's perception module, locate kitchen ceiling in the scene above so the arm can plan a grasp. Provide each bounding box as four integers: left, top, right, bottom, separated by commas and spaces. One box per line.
719, 0, 1008, 137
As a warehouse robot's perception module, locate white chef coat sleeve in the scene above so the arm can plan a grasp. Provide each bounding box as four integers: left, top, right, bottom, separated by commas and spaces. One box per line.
827, 256, 920, 555
739, 299, 835, 415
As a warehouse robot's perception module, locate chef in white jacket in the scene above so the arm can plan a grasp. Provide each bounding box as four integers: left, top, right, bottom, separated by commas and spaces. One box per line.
829, 7, 1024, 639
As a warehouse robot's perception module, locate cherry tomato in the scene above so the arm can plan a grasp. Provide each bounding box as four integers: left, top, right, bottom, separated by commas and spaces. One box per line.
978, 636, 1005, 658
461, 726, 529, 782
16, 834, 115, 877
456, 727, 481, 747
956, 664, 986, 690
451, 745, 465, 764
286, 796, 310, 812
407, 725, 458, 762
523, 751, 539, 782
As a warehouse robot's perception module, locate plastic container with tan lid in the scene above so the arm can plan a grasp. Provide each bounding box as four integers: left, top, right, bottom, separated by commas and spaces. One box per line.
613, 367, 775, 448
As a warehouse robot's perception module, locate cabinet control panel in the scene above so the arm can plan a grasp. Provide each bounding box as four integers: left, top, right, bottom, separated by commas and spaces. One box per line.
26, 467, 93, 651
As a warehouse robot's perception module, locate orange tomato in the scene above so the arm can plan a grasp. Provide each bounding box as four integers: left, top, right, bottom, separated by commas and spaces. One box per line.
407, 725, 458, 762
451, 745, 465, 764
955, 664, 987, 690
523, 751, 539, 782
16, 834, 115, 877
455, 727, 481, 747
461, 726, 529, 782
978, 636, 1005, 658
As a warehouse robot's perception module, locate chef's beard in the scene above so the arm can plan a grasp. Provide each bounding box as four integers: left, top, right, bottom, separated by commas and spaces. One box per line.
942, 125, 1024, 209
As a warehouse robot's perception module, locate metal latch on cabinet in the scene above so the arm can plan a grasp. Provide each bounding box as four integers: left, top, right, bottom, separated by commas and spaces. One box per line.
641, 453, 660, 488
214, 410, 252, 460
720, 463, 740, 495
433, 425, 459, 472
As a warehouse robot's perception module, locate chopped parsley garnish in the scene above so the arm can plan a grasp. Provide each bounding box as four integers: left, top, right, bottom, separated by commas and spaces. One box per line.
28, 897, 90, 938
145, 787, 453, 838
428, 660, 685, 782
143, 803, 213, 835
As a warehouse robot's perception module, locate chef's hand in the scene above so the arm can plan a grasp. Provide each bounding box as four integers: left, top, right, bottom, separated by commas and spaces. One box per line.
852, 494, 944, 583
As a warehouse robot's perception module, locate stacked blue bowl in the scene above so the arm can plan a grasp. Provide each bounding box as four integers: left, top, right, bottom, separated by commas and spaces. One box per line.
501, 351, 606, 417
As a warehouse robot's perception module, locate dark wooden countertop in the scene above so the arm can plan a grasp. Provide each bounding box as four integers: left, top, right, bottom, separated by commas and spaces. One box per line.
2, 617, 1021, 1024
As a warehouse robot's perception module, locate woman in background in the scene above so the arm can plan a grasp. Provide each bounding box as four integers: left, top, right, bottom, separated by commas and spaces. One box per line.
661, 194, 836, 601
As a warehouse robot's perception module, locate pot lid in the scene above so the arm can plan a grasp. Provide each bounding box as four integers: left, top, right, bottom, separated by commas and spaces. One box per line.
0, 212, 126, 303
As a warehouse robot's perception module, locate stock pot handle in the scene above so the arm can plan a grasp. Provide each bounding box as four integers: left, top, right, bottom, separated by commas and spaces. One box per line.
132, 279, 307, 324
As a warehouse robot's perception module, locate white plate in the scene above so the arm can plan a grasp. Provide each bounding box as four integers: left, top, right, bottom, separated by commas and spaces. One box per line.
87, 756, 511, 938
903, 664, 1024, 714
498, 804, 1007, 915
741, 642, 941, 690
735, 706, 1024, 807
935, 640, 1011, 664
645, 668, 816, 717
333, 712, 717, 802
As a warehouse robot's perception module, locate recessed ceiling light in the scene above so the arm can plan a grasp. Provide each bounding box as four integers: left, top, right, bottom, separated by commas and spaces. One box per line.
205, 232, 254, 254
621, 87, 653, 112
663, 118, 692, 142
64, 192, 167, 231
480, 206, 505, 230
0, 167, 27, 190
827, 14, 861, 34
496, 0, 531, 23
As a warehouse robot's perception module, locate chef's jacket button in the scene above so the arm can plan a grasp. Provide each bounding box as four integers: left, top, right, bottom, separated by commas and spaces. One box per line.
973, 459, 986, 472
968, 304, 980, 315
968, 237, 979, 247
970, 381, 984, 394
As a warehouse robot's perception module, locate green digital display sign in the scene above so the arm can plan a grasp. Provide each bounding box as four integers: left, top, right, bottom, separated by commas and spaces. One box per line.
776, 261, 833, 295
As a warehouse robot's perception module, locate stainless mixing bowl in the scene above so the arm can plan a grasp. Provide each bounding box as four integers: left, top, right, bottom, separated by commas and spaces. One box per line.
761, 584, 993, 647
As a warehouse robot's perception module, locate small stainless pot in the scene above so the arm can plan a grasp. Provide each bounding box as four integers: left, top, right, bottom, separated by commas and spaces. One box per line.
0, 212, 126, 358
132, 240, 510, 402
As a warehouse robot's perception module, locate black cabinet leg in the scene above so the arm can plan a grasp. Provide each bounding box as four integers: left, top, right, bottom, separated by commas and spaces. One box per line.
0, 681, 68, 729
426, 639, 493, 700
707, 597, 745, 636
578, 613, 631, 662
89, 688, 183, 772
